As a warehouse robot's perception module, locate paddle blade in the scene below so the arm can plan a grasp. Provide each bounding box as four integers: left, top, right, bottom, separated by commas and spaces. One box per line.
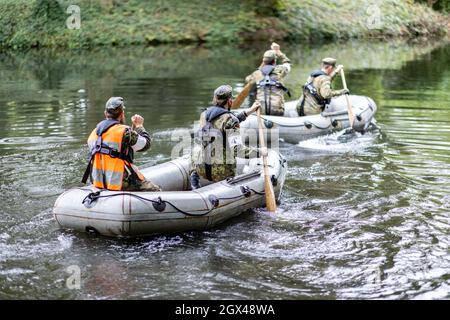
231, 81, 254, 109
344, 94, 355, 127
340, 69, 355, 128
264, 175, 277, 213
256, 108, 278, 213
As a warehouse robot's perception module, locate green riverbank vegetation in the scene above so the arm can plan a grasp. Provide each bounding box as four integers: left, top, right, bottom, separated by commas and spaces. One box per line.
0, 0, 448, 50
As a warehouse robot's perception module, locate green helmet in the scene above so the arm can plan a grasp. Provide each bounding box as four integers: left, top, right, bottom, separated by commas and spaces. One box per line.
105, 97, 125, 117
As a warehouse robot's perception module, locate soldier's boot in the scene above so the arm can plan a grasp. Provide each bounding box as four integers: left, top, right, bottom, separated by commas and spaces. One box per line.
190, 171, 201, 190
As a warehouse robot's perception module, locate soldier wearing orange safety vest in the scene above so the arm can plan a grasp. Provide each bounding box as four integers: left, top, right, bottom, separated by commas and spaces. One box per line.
82, 97, 161, 191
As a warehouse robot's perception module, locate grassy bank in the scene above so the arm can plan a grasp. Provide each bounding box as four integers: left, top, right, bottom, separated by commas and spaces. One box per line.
0, 0, 448, 50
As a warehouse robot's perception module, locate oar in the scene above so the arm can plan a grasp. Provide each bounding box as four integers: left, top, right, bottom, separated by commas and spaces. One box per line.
340, 68, 355, 128
256, 107, 277, 213
231, 81, 254, 109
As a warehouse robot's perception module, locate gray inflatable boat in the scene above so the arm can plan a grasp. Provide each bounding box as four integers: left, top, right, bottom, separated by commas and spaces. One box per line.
240, 95, 377, 144
53, 150, 287, 238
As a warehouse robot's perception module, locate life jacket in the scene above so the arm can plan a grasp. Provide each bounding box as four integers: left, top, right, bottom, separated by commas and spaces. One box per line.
81, 119, 144, 190
298, 70, 331, 116
256, 65, 291, 115
195, 106, 234, 181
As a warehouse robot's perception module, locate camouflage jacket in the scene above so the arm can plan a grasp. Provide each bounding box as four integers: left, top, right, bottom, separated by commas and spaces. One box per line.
191, 107, 258, 182
118, 126, 152, 190
245, 52, 291, 116
297, 69, 346, 116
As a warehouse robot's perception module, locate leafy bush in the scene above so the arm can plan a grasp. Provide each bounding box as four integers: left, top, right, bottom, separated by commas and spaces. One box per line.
0, 0, 447, 50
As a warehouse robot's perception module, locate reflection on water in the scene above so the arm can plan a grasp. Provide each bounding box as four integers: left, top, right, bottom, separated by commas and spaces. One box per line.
0, 39, 449, 299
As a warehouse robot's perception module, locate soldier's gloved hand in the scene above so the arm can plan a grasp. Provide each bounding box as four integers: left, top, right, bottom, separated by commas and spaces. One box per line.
335, 64, 344, 73
341, 89, 350, 95
131, 114, 144, 128
247, 100, 261, 115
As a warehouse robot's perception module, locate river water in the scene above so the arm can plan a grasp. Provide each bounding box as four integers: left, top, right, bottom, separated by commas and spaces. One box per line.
0, 39, 448, 299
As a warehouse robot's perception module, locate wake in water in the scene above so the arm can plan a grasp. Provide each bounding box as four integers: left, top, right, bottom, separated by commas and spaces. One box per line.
297, 126, 381, 154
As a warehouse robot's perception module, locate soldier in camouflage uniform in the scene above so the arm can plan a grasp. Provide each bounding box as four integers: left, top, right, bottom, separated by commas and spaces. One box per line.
245, 42, 291, 116
296, 57, 349, 116
190, 85, 264, 189
84, 97, 161, 192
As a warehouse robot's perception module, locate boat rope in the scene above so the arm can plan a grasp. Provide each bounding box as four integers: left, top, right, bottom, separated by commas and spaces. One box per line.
256, 115, 332, 130
217, 187, 265, 200
273, 121, 332, 130
79, 187, 265, 217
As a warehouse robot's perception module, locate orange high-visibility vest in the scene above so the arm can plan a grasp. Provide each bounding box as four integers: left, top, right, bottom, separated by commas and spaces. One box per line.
86, 121, 144, 190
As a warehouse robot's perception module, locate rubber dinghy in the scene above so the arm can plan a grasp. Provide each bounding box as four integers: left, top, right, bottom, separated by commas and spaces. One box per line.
239, 95, 377, 144
53, 150, 287, 237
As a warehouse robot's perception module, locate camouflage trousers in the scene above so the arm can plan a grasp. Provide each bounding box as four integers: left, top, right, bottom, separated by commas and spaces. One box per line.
296, 95, 323, 116
191, 163, 236, 183
257, 88, 285, 116
190, 144, 237, 183
122, 178, 162, 192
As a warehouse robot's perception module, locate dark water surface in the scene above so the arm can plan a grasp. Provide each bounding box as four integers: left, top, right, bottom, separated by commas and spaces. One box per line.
0, 40, 449, 299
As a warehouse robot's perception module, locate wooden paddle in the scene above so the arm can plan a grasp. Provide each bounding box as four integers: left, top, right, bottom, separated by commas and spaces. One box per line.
256, 107, 277, 213
340, 68, 355, 128
231, 81, 254, 109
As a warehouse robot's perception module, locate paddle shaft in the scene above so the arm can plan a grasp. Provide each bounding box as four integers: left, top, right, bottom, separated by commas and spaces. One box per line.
256, 108, 277, 212
231, 81, 254, 109
340, 69, 355, 128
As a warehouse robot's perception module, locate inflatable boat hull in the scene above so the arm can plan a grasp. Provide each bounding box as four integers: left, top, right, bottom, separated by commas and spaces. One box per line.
240, 95, 377, 144
53, 151, 287, 237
